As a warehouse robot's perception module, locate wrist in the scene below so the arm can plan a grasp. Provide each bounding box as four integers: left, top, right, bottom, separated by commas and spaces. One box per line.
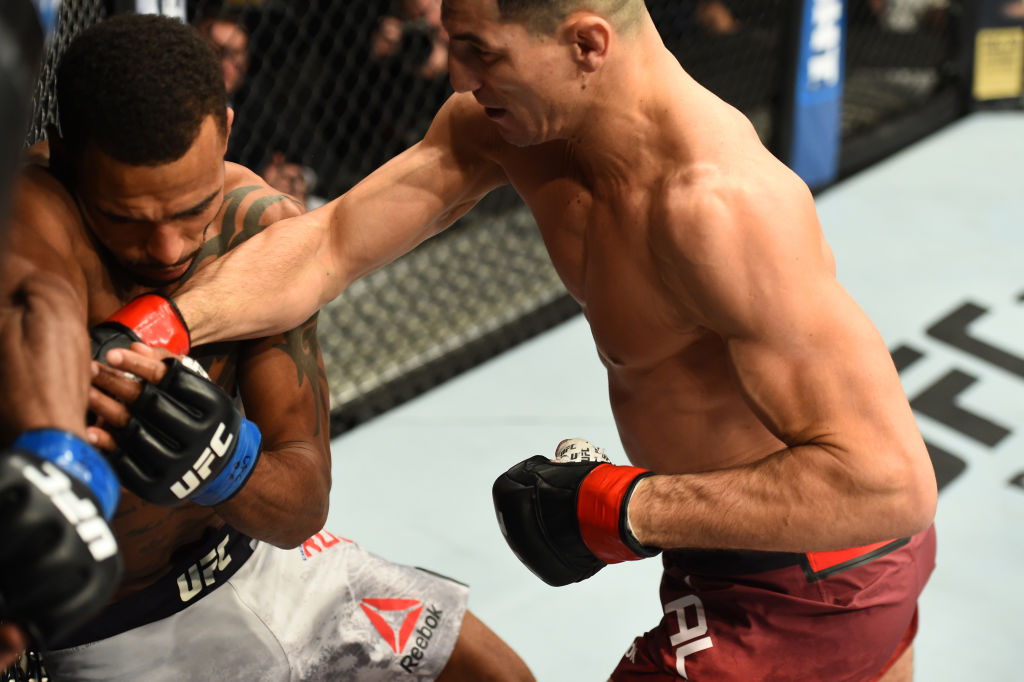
577, 464, 659, 563
106, 294, 190, 355
12, 428, 120, 520
624, 474, 655, 547
188, 418, 262, 506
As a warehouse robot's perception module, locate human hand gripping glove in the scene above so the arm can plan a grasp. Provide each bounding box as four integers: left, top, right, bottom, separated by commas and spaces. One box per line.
0, 429, 122, 647
492, 438, 660, 586
108, 357, 261, 507
90, 293, 191, 363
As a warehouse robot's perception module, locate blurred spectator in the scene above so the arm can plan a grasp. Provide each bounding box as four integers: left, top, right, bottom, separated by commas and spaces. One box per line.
195, 12, 249, 99
1003, 0, 1024, 19
372, 0, 449, 80
695, 1, 741, 35
193, 11, 323, 208
867, 0, 950, 32
261, 152, 325, 210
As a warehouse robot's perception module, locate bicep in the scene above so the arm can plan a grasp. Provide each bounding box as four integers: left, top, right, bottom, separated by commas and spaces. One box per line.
235, 316, 331, 464
666, 179, 917, 454
724, 279, 913, 451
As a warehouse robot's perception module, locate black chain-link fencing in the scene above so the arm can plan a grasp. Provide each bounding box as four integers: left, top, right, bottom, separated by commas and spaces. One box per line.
841, 0, 970, 176
25, 0, 107, 146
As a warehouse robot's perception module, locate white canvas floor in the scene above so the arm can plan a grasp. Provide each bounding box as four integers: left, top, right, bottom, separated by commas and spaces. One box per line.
325, 112, 1024, 681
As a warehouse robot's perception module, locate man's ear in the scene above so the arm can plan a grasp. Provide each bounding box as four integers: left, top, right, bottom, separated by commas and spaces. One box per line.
562, 14, 612, 72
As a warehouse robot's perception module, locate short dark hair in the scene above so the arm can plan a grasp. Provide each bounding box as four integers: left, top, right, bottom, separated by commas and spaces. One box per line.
56, 13, 227, 166
496, 0, 641, 34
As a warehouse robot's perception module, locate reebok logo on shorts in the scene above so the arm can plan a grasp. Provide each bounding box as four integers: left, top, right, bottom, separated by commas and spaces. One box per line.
361, 598, 423, 654
359, 598, 445, 673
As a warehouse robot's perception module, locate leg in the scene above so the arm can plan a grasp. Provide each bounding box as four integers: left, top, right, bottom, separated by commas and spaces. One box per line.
436, 610, 535, 682
877, 645, 913, 682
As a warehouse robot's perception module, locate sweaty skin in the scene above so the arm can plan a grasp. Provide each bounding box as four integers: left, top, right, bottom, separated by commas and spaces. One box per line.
0, 254, 92, 668
174, 2, 936, 556
1, 121, 331, 604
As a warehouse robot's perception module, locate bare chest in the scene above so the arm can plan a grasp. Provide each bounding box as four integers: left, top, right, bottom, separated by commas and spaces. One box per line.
518, 177, 695, 371
76, 240, 239, 594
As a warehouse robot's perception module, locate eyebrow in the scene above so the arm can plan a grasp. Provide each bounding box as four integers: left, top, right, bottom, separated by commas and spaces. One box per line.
448, 32, 492, 48
99, 188, 221, 223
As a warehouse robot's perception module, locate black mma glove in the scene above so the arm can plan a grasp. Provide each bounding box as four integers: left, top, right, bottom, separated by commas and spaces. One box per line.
492, 439, 659, 586
91, 294, 191, 363
0, 430, 122, 647
109, 358, 262, 507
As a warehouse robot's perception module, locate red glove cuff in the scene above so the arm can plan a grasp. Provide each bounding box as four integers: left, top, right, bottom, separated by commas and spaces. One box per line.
577, 463, 653, 564
107, 294, 190, 355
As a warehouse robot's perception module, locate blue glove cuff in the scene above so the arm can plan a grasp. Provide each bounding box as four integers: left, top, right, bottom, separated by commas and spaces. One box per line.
191, 418, 262, 507
13, 429, 120, 520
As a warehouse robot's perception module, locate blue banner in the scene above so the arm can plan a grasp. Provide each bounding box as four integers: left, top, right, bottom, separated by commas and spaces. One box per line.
789, 0, 847, 189
30, 0, 62, 40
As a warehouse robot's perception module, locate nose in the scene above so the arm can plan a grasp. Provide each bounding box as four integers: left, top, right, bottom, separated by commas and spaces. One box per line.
146, 224, 187, 266
447, 53, 480, 94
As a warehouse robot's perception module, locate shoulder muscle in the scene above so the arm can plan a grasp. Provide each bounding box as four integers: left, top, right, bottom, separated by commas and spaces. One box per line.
652, 161, 831, 337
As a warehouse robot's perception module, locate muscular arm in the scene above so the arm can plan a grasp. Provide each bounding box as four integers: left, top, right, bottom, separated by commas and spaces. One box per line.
0, 173, 90, 441
175, 94, 508, 345
212, 313, 332, 547
630, 166, 936, 552
0, 174, 94, 666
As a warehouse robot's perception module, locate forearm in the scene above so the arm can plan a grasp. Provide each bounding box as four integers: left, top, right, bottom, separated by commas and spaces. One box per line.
0, 264, 90, 441
628, 442, 936, 553
177, 122, 502, 346
213, 443, 330, 548
175, 209, 339, 345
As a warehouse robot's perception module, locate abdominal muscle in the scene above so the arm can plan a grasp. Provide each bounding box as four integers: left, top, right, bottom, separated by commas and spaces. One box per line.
602, 333, 785, 475
110, 493, 223, 601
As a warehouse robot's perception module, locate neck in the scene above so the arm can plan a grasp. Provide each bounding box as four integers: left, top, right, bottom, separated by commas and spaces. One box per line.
565, 24, 690, 183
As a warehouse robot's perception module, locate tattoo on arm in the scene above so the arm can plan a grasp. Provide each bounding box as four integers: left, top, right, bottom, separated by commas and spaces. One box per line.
177, 185, 327, 430
180, 186, 298, 283
273, 315, 330, 437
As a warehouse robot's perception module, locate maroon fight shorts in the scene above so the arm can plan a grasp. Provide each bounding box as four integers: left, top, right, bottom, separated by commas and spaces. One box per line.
612, 525, 936, 681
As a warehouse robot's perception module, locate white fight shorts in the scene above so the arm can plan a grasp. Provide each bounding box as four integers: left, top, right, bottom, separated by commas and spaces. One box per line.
44, 526, 469, 681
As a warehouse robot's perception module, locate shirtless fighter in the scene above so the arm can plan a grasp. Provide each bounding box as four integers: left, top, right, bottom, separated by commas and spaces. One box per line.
1, 14, 532, 681
120, 1, 938, 679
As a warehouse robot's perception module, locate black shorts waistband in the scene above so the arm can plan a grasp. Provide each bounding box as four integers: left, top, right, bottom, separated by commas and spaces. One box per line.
663, 548, 808, 575
58, 526, 256, 649
664, 536, 911, 582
